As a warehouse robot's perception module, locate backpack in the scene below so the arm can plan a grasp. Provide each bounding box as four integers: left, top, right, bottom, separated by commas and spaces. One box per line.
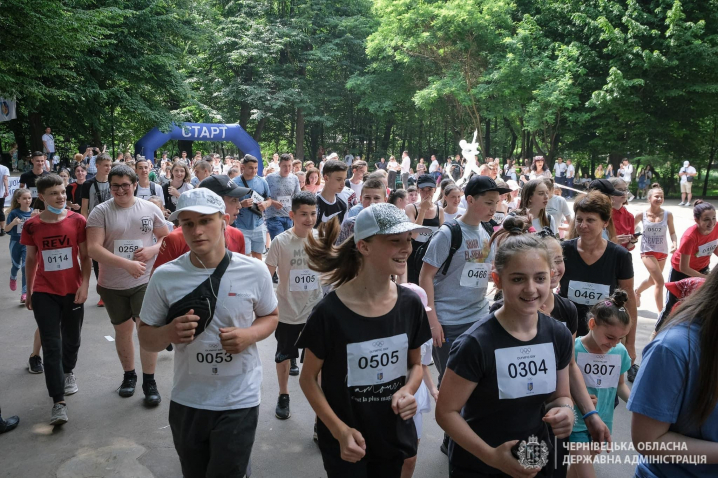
134, 181, 157, 197
413, 221, 463, 276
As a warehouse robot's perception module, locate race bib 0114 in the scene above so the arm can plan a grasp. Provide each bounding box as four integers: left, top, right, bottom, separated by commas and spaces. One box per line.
346, 334, 408, 387
42, 247, 73, 272
494, 343, 557, 400
576, 352, 622, 389
567, 280, 610, 306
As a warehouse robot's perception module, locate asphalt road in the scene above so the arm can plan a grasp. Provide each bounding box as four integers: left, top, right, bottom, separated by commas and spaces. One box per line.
0, 198, 713, 477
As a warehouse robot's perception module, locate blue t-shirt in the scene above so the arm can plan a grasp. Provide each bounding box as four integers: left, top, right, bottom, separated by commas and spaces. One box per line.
6, 209, 33, 239
571, 337, 630, 435
627, 322, 718, 478
347, 203, 363, 219
234, 175, 270, 230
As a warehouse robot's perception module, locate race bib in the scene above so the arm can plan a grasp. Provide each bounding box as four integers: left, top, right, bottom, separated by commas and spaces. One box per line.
187, 340, 247, 377
414, 226, 438, 243
492, 212, 506, 224
42, 247, 73, 271
460, 262, 490, 289
567, 280, 610, 306
495, 343, 557, 400
576, 352, 621, 389
278, 196, 292, 209
29, 187, 38, 198
289, 269, 319, 291
697, 239, 718, 258
114, 239, 143, 260
16, 219, 25, 234
251, 191, 265, 204
346, 334, 408, 387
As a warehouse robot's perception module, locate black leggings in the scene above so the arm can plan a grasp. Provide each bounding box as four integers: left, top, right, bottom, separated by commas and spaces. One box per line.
654, 266, 709, 331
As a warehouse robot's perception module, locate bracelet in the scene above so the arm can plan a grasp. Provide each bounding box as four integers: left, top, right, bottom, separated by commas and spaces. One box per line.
559, 404, 578, 425
583, 410, 598, 420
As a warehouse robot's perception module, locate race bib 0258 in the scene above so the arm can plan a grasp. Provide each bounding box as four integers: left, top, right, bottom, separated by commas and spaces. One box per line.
114, 239, 143, 260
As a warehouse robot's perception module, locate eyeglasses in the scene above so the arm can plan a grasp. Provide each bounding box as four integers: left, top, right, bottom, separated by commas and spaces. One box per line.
110, 183, 132, 191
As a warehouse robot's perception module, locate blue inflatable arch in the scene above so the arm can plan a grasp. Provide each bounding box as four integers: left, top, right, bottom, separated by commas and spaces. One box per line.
134, 123, 263, 174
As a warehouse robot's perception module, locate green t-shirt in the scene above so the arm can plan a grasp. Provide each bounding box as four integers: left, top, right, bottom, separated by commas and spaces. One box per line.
572, 337, 631, 433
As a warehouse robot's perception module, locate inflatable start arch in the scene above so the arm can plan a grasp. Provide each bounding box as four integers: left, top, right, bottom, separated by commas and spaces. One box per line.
134, 123, 263, 174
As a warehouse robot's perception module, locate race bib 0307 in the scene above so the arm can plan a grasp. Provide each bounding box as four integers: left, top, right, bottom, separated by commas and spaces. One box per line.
576, 352, 622, 389
278, 195, 292, 209
495, 343, 557, 400
414, 226, 438, 243
567, 280, 610, 306
346, 334, 408, 387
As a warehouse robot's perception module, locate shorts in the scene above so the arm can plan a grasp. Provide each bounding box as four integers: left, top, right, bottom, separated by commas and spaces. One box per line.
97, 283, 148, 325
568, 430, 592, 443
239, 226, 266, 254
274, 322, 305, 363
413, 413, 424, 439
681, 181, 692, 193
641, 251, 668, 261
169, 401, 258, 478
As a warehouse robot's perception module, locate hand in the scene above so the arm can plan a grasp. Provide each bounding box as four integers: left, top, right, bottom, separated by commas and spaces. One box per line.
25, 293, 33, 311
257, 201, 268, 212
30, 210, 40, 217
168, 186, 180, 198
419, 197, 432, 212
431, 323, 445, 348
218, 327, 254, 354
3, 190, 7, 198
589, 394, 598, 407
338, 427, 366, 463
124, 260, 146, 279
391, 390, 417, 420
430, 388, 439, 402
240, 198, 254, 208
74, 286, 88, 304
615, 234, 632, 245
584, 413, 612, 456
487, 441, 539, 478
133, 247, 155, 263
670, 242, 677, 253
271, 200, 284, 210
71, 203, 81, 211
625, 343, 636, 364
167, 310, 199, 344
543, 406, 574, 439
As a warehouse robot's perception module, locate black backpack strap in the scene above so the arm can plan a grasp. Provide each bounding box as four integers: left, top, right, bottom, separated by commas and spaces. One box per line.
150, 182, 156, 195
481, 221, 494, 238
440, 221, 463, 275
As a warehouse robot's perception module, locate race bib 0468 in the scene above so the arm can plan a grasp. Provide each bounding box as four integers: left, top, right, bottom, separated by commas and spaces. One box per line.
567, 280, 610, 306
576, 352, 621, 389
697, 239, 718, 258
346, 334, 408, 387
495, 343, 557, 400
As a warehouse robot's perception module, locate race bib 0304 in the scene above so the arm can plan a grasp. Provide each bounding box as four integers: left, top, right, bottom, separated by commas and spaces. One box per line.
460, 262, 490, 289
346, 334, 408, 387
113, 239, 143, 260
42, 247, 73, 271
289, 269, 319, 292
576, 352, 621, 389
495, 343, 557, 400
567, 280, 610, 306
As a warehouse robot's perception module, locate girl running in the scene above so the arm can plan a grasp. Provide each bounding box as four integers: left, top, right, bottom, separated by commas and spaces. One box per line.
568, 291, 632, 478
436, 230, 574, 478
634, 184, 677, 311
5, 188, 33, 302
298, 204, 432, 478
517, 179, 556, 234
405, 175, 444, 284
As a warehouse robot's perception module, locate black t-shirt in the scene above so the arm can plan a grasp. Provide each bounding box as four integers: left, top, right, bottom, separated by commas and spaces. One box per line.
296, 286, 432, 460
489, 294, 578, 337
19, 170, 49, 189
66, 182, 83, 206
446, 312, 573, 474
559, 239, 633, 336
315, 194, 347, 228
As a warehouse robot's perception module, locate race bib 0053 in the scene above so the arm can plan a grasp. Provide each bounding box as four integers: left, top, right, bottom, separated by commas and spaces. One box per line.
567, 280, 610, 306
346, 334, 408, 387
495, 343, 556, 400
187, 340, 248, 377
576, 352, 621, 389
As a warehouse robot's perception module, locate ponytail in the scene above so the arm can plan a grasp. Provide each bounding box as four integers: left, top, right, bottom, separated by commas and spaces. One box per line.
305, 217, 365, 287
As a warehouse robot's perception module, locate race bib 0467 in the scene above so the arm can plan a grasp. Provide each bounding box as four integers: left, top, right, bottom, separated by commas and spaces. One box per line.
567, 280, 610, 306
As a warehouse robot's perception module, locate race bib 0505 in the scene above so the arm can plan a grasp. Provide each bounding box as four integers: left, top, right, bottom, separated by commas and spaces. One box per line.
346, 334, 408, 387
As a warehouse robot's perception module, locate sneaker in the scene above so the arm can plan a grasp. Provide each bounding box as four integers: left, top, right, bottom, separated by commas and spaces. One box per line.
142, 381, 161, 406
9, 278, 16, 291
50, 403, 68, 426
678, 201, 685, 206
627, 364, 640, 383
97, 299, 104, 307
64, 373, 78, 395
289, 358, 299, 376
118, 375, 137, 397
0, 230, 5, 237
275, 394, 290, 420
28, 355, 43, 374
0, 414, 19, 434
20, 293, 26, 303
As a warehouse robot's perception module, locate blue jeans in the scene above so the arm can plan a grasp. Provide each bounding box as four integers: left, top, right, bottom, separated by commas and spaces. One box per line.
239, 226, 267, 254
265, 216, 293, 240
10, 239, 27, 294
566, 177, 574, 198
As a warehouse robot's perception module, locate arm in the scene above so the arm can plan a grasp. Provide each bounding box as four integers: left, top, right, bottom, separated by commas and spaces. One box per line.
419, 262, 444, 347
219, 309, 279, 354
74, 241, 92, 304
87, 227, 145, 277
634, 211, 643, 227
543, 366, 575, 439
133, 225, 170, 262
25, 246, 38, 311
679, 253, 707, 278
81, 198, 89, 218
138, 310, 200, 353
393, 347, 423, 419
569, 339, 611, 451
617, 373, 630, 403
618, 278, 638, 362
423, 364, 439, 401
266, 264, 277, 277
4, 216, 19, 232
632, 413, 718, 464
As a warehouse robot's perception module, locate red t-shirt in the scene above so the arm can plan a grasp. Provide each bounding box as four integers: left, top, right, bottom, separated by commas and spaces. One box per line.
612, 206, 635, 249
20, 211, 87, 296
154, 226, 246, 269
671, 224, 718, 272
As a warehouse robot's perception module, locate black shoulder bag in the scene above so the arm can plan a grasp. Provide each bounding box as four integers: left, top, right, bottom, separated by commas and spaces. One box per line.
165, 250, 231, 338
240, 176, 263, 217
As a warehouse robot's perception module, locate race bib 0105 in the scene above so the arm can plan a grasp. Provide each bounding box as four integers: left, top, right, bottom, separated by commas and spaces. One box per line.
42, 247, 73, 272
289, 269, 319, 292
113, 239, 143, 260
576, 352, 621, 389
460, 262, 490, 289
346, 334, 408, 387
187, 341, 248, 377
495, 343, 557, 400
567, 280, 610, 306
697, 239, 718, 258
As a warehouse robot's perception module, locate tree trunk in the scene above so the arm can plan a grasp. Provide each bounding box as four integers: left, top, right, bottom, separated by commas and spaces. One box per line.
178, 140, 193, 158
8, 114, 29, 157
295, 107, 305, 160
703, 116, 718, 197
380, 117, 394, 153
239, 102, 251, 130
254, 117, 267, 142
29, 112, 43, 152
485, 117, 491, 158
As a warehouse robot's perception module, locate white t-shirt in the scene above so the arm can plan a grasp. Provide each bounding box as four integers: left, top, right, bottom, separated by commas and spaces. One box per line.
566, 164, 575, 178
429, 160, 439, 173
0, 165, 9, 197
140, 253, 277, 411
348, 180, 363, 197
167, 182, 194, 207
620, 164, 633, 183
680, 166, 697, 183
546, 195, 572, 229
42, 133, 55, 152
136, 183, 164, 205
86, 198, 168, 289
532, 215, 557, 235
265, 229, 323, 324
554, 162, 567, 177
401, 156, 411, 174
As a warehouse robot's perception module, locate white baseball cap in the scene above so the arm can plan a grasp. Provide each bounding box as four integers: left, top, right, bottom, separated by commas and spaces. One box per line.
354, 203, 430, 242
168, 188, 226, 222
683, 161, 690, 167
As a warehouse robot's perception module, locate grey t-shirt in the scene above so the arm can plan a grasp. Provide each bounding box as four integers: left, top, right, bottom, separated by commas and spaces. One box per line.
265, 172, 301, 218
422, 219, 494, 326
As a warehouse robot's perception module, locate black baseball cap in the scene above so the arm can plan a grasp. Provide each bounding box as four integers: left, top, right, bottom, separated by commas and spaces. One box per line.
589, 179, 625, 197
417, 174, 437, 189
464, 175, 511, 196
198, 175, 251, 198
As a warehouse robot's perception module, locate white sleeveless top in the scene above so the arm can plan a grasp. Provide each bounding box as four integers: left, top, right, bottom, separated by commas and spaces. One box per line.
641, 210, 669, 254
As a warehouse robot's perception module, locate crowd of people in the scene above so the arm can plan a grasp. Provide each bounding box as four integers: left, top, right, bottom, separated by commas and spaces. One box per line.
1, 147, 717, 478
